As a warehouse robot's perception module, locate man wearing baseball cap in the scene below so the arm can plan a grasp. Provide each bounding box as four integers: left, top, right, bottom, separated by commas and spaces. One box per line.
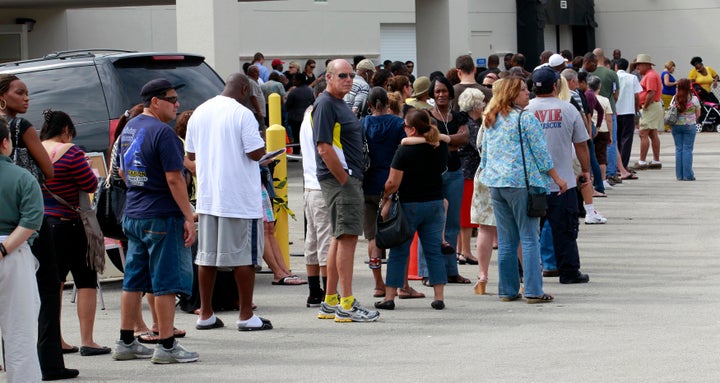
112, 78, 198, 364
527, 67, 592, 285
271, 58, 285, 76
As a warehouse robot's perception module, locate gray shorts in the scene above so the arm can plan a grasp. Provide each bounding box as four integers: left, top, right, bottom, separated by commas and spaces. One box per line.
195, 214, 263, 267
319, 176, 364, 238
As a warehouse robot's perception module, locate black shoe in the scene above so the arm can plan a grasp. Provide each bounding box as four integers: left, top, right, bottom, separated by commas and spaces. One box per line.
374, 300, 395, 310
42, 368, 79, 381
80, 346, 111, 356
431, 300, 445, 310
542, 270, 559, 277
560, 272, 589, 284
440, 242, 455, 255
196, 316, 225, 330
306, 295, 322, 308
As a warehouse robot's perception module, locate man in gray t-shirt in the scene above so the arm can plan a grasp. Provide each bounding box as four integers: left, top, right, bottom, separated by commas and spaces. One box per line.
527, 67, 591, 285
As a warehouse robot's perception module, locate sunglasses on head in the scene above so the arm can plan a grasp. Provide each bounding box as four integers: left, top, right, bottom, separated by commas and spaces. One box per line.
335, 72, 356, 80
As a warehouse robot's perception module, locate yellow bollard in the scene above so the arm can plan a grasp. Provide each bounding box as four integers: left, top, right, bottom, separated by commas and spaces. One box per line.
268, 93, 282, 127
265, 123, 290, 268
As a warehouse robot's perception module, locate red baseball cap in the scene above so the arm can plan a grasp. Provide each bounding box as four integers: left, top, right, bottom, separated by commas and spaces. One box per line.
271, 59, 284, 66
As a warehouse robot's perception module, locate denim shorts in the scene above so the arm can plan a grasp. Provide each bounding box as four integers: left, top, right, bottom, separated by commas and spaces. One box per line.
122, 216, 193, 296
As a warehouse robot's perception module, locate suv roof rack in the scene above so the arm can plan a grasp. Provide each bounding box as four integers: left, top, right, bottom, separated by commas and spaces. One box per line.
42, 49, 137, 60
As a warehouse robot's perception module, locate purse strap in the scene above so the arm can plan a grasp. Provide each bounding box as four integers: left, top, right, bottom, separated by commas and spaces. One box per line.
516, 110, 531, 191
42, 184, 80, 214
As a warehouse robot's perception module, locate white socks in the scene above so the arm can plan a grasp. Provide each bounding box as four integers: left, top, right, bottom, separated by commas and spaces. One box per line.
196, 313, 217, 326
584, 204, 595, 216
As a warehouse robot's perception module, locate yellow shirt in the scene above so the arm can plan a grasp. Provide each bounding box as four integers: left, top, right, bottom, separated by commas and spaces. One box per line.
689, 66, 718, 92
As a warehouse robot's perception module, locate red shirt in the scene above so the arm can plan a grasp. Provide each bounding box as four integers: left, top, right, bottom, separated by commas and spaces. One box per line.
639, 69, 662, 105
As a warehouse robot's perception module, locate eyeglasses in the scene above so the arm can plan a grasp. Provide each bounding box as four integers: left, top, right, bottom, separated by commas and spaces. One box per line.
335, 72, 356, 80
403, 122, 411, 129
156, 95, 178, 104
310, 65, 316, 69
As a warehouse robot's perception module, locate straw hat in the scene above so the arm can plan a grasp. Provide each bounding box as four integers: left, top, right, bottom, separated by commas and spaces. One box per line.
411, 76, 431, 97
635, 54, 655, 65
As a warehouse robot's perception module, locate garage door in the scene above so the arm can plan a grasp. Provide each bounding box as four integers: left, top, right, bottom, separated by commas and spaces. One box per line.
380, 23, 416, 74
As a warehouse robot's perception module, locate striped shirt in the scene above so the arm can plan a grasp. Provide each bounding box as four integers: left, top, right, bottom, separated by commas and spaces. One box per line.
43, 145, 99, 218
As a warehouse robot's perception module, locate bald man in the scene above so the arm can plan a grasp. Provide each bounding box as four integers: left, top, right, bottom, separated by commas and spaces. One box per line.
186, 73, 273, 333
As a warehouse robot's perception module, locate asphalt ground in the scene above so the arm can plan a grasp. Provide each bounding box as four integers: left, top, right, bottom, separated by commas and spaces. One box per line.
44, 130, 720, 383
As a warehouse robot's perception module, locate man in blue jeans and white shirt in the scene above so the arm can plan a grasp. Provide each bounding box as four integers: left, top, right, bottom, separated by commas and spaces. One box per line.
528, 68, 592, 284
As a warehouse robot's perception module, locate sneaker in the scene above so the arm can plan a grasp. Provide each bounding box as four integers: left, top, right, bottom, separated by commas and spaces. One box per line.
334, 299, 380, 323
307, 295, 323, 308
603, 180, 614, 189
648, 161, 662, 169
584, 210, 607, 224
112, 339, 153, 360
151, 340, 199, 364
317, 301, 336, 319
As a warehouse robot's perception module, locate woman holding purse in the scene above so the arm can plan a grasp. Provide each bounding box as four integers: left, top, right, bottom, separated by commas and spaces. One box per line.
479, 77, 566, 303
40, 110, 107, 356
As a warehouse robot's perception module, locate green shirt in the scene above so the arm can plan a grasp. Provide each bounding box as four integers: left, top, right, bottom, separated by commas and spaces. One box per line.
0, 155, 44, 243
592, 66, 620, 114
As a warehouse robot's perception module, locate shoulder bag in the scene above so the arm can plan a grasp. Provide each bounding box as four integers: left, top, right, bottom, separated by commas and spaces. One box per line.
517, 111, 548, 218
45, 186, 106, 273
375, 193, 413, 249
664, 96, 679, 125
10, 117, 46, 183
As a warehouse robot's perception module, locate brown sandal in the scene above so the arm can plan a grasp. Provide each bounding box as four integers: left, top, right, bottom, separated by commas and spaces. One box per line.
398, 287, 425, 299
447, 275, 472, 284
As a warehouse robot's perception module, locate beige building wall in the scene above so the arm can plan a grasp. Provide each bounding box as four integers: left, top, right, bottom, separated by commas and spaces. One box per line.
2, 1, 718, 81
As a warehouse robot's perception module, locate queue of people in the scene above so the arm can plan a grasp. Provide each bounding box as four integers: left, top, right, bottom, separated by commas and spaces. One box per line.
0, 47, 711, 380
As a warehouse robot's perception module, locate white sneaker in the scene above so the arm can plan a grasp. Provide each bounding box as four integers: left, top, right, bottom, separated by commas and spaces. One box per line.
585, 210, 608, 224
603, 180, 613, 189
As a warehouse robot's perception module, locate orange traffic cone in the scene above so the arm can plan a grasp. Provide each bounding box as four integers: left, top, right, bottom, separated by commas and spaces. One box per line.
285, 133, 293, 154
407, 233, 422, 280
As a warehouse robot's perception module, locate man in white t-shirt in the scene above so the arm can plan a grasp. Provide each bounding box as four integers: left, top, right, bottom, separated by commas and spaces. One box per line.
527, 67, 592, 285
186, 73, 273, 332
614, 58, 643, 169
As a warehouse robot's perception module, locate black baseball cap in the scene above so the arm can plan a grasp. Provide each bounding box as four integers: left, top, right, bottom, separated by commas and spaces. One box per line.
140, 78, 185, 102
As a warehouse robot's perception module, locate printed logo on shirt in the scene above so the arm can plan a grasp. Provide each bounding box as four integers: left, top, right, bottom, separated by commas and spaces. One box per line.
534, 109, 563, 129
123, 127, 148, 186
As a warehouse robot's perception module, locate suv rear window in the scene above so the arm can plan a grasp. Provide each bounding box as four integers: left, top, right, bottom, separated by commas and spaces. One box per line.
21, 65, 108, 128
108, 55, 223, 118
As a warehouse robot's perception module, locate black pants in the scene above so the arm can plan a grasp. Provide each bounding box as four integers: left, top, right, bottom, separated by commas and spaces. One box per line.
616, 114, 636, 169
31, 218, 68, 376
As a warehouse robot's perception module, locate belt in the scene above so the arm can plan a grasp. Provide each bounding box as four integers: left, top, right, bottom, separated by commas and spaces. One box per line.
46, 216, 78, 222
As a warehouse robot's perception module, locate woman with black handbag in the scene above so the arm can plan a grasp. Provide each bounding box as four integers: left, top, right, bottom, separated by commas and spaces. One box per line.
374, 109, 449, 311
479, 77, 566, 304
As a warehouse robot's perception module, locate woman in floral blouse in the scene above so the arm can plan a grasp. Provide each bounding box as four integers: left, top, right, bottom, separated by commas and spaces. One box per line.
479, 77, 566, 302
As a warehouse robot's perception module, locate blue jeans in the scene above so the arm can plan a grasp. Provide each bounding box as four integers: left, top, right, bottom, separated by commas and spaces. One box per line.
417, 169, 462, 278
490, 187, 544, 298
587, 135, 604, 193
385, 200, 447, 287
546, 189, 581, 280
606, 114, 618, 176
539, 220, 556, 271
123, 216, 193, 296
671, 124, 696, 180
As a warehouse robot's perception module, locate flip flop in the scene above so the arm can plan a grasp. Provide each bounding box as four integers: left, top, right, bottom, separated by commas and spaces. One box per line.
373, 288, 386, 298
237, 316, 273, 331
136, 332, 159, 344
526, 294, 554, 304
272, 276, 306, 285
149, 327, 186, 338
621, 174, 639, 180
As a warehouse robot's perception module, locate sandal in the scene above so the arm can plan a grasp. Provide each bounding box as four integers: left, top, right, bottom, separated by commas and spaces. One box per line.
137, 332, 160, 344
397, 287, 425, 299
373, 288, 386, 298
422, 278, 431, 287
457, 253, 467, 265
526, 293, 554, 304
473, 279, 487, 295
464, 254, 479, 265
447, 275, 471, 284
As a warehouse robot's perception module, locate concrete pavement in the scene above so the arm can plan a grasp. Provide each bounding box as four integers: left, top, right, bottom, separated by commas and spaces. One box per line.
49, 131, 720, 383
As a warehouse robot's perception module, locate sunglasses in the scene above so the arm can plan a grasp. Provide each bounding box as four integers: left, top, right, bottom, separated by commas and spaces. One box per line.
335, 72, 356, 80
156, 95, 178, 104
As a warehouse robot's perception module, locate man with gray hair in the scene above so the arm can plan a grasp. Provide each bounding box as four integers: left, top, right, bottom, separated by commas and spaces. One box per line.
313, 59, 380, 322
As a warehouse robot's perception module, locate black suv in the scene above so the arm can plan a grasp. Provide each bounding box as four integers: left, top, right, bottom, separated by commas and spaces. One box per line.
0, 49, 225, 154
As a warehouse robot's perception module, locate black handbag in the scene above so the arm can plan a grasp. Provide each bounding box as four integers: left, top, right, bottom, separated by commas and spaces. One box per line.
10, 117, 45, 183
517, 111, 547, 218
94, 176, 128, 240
375, 193, 413, 249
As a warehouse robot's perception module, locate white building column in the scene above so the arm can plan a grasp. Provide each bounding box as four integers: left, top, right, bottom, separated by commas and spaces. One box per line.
176, 0, 240, 79
414, 0, 470, 76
